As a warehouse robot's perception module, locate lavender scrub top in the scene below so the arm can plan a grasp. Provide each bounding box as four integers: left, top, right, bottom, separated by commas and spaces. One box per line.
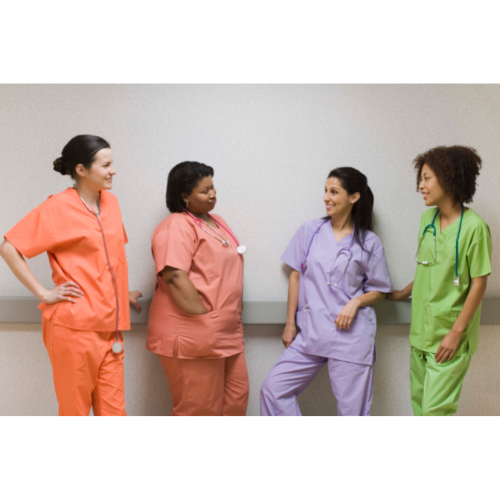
281, 219, 393, 366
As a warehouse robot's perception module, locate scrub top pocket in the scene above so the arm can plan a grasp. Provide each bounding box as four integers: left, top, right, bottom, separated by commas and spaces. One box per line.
424, 305, 461, 353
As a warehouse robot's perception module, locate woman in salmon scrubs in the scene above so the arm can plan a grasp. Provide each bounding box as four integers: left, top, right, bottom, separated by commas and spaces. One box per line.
147, 161, 249, 416
0, 135, 142, 416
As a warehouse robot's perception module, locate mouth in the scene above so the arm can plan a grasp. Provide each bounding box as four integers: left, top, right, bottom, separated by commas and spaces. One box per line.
325, 204, 334, 209
209, 198, 216, 204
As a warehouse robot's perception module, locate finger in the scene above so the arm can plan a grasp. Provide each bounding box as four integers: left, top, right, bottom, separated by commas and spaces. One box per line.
138, 291, 143, 298
65, 281, 80, 288
67, 288, 84, 296
60, 297, 77, 303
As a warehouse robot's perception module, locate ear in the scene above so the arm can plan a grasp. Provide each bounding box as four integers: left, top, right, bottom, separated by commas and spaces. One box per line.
350, 192, 360, 204
75, 164, 87, 178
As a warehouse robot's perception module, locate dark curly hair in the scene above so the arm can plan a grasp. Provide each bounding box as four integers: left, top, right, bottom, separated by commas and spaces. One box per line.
166, 161, 214, 213
413, 145, 482, 204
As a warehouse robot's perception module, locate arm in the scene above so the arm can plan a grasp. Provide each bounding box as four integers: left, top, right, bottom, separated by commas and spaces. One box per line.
387, 281, 413, 301
0, 239, 83, 303
335, 290, 386, 329
435, 275, 488, 363
282, 270, 300, 348
161, 266, 209, 315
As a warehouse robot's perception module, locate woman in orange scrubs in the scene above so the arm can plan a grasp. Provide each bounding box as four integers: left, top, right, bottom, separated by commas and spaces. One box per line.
147, 161, 249, 416
0, 135, 142, 416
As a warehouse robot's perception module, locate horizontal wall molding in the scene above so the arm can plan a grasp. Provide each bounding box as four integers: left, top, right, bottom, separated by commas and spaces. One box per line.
1, 297, 500, 325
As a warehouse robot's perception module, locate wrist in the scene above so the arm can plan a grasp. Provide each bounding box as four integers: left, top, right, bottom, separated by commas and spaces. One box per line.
351, 298, 361, 308
285, 318, 296, 327
449, 327, 464, 338
37, 288, 48, 302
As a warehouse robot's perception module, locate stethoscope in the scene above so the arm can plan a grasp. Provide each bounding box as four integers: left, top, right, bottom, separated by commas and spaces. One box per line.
78, 193, 123, 354
184, 211, 246, 254
415, 203, 464, 287
300, 219, 354, 289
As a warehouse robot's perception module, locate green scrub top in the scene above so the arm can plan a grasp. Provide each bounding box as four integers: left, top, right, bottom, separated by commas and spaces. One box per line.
410, 208, 492, 355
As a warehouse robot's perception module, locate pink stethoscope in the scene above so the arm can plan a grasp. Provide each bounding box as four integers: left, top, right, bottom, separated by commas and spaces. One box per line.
79, 193, 123, 354
184, 210, 246, 254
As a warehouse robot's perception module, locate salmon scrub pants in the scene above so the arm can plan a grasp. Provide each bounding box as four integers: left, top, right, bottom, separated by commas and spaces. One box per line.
410, 344, 472, 416
158, 352, 249, 416
42, 317, 126, 416
260, 345, 375, 416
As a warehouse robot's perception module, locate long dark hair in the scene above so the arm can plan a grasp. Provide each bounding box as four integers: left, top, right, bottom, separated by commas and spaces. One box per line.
326, 167, 374, 251
53, 135, 110, 179
166, 161, 214, 213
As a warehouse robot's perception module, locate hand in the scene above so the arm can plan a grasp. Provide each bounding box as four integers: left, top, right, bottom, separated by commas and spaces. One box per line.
282, 323, 297, 348
435, 330, 462, 364
41, 281, 84, 304
129, 290, 143, 312
387, 290, 405, 301
335, 298, 360, 330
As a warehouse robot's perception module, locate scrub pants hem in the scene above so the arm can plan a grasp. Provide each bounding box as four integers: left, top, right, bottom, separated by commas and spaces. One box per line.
260, 345, 375, 416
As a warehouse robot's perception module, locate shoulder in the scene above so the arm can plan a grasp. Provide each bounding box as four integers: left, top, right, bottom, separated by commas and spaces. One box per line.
420, 208, 438, 223
100, 190, 119, 205
301, 218, 326, 234
152, 212, 196, 239
463, 209, 491, 239
361, 230, 386, 256
35, 188, 75, 214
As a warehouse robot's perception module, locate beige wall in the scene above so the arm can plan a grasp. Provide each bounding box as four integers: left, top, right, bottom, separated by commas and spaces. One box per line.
2, 324, 499, 416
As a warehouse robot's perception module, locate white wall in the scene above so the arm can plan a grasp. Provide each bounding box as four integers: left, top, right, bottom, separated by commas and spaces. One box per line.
2, 324, 500, 416
1, 85, 499, 416
1, 85, 499, 300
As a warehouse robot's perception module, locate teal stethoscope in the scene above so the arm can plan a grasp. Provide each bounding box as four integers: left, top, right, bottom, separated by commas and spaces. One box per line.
415, 203, 464, 286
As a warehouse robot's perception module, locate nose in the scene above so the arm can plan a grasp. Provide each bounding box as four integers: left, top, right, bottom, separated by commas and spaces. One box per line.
418, 179, 424, 190
210, 187, 216, 198
110, 167, 116, 176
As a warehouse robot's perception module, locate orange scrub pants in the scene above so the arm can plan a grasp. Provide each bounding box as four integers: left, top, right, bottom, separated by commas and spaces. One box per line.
158, 352, 249, 416
42, 317, 126, 416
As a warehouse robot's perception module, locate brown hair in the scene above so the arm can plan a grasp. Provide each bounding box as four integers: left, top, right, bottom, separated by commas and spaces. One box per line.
413, 145, 482, 204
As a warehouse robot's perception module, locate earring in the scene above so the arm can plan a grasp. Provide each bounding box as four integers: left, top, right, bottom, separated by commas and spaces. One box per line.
185, 200, 189, 208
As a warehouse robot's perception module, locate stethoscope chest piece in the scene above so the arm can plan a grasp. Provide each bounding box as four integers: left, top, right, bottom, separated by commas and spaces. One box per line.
222, 240, 229, 247
237, 245, 246, 254
112, 342, 123, 354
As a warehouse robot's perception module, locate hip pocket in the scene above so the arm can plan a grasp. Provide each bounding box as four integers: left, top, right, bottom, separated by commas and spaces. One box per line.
175, 310, 220, 358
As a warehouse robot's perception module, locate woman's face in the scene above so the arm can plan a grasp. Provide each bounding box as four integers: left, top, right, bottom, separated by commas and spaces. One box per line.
75, 148, 115, 191
324, 177, 359, 219
183, 176, 217, 215
419, 164, 446, 207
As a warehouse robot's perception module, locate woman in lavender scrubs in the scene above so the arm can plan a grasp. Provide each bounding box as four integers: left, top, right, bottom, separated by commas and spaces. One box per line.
260, 167, 392, 416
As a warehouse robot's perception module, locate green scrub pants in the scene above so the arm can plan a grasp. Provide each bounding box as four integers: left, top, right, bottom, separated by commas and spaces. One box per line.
410, 344, 471, 416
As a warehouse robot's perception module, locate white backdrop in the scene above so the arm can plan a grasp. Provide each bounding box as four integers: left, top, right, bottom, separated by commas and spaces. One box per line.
1, 85, 498, 301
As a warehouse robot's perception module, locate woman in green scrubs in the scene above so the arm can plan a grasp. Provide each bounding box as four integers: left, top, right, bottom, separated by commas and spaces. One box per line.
388, 146, 492, 416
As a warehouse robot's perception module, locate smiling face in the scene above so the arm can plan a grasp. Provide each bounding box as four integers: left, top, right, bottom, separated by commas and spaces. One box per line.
183, 176, 216, 215
75, 148, 115, 191
418, 164, 447, 207
324, 176, 359, 219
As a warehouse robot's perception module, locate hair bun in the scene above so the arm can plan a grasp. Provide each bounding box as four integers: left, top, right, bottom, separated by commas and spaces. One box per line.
53, 157, 68, 175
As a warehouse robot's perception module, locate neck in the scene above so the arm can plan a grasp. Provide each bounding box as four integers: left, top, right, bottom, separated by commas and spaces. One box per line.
330, 212, 353, 233
188, 210, 210, 222
437, 197, 462, 221
75, 183, 100, 208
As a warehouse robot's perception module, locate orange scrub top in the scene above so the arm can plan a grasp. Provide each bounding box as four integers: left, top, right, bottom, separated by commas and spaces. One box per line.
4, 188, 130, 332
147, 212, 244, 359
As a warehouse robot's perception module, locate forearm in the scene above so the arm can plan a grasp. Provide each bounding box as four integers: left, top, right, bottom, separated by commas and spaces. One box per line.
353, 290, 386, 308
387, 281, 413, 301
0, 240, 46, 300
452, 276, 488, 335
162, 268, 208, 315
285, 270, 300, 325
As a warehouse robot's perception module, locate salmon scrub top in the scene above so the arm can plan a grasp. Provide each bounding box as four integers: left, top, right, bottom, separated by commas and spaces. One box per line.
4, 188, 130, 332
147, 212, 245, 359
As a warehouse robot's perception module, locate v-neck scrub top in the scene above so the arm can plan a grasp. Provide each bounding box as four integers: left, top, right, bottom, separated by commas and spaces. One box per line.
4, 188, 130, 332
147, 212, 245, 359
410, 208, 492, 355
281, 219, 392, 366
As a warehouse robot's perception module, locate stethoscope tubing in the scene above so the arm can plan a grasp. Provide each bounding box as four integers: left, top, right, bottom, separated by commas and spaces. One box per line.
415, 203, 464, 285
79, 194, 122, 351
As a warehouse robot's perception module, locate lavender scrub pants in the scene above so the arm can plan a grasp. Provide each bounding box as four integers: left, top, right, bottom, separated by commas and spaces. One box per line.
260, 345, 375, 416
